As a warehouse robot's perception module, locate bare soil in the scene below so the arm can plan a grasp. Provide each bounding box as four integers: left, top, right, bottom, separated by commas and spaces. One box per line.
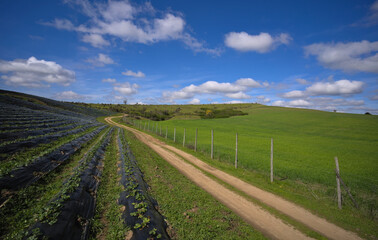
105, 116, 362, 240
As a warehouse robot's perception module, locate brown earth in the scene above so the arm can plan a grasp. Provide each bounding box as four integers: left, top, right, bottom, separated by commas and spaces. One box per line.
105, 116, 362, 240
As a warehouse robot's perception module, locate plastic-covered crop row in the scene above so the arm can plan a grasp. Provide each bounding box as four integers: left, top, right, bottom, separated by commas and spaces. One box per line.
0, 93, 98, 121
0, 120, 76, 132
0, 125, 108, 199
0, 122, 102, 156
117, 128, 170, 240
25, 127, 114, 240
0, 123, 81, 141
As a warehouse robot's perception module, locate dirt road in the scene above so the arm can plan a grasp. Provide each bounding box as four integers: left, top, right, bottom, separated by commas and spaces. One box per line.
105, 116, 362, 240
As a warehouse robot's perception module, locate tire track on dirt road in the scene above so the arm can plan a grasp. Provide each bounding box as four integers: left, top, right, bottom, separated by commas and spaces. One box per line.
105, 116, 362, 240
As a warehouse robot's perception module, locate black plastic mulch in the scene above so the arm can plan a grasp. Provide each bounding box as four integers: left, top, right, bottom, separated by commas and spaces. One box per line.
118, 128, 170, 240
26, 128, 114, 240
0, 125, 107, 197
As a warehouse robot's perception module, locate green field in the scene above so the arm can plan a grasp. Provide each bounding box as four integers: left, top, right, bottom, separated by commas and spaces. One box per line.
130, 105, 378, 191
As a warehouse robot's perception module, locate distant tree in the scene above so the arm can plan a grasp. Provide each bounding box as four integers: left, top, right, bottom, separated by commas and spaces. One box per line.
365, 112, 372, 115
123, 99, 128, 105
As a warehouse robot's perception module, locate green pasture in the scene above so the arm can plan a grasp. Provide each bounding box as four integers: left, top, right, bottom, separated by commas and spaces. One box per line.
130, 105, 378, 195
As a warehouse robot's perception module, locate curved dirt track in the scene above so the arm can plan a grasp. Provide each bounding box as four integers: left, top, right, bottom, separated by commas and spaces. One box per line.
105, 116, 362, 240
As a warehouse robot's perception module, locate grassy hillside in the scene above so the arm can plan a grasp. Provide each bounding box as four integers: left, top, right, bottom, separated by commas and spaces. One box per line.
123, 104, 377, 225
129, 105, 377, 191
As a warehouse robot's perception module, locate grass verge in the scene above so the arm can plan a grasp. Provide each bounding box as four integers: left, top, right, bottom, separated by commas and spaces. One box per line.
90, 129, 127, 240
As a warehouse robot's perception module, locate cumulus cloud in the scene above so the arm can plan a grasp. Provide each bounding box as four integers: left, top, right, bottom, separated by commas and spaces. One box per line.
113, 82, 139, 95
160, 78, 265, 103
272, 96, 366, 112
0, 56, 75, 88
53, 90, 86, 100
304, 40, 378, 73
188, 98, 200, 104
45, 1, 218, 55
282, 80, 364, 98
256, 95, 271, 103
224, 32, 292, 53
82, 34, 110, 48
122, 70, 145, 78
102, 78, 116, 83
86, 53, 115, 66
306, 80, 364, 96
283, 90, 306, 98
296, 78, 309, 85
225, 92, 251, 99
101, 0, 134, 22
42, 18, 75, 30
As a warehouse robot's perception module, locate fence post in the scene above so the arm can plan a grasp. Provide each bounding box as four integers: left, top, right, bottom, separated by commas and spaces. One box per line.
174, 128, 176, 142
235, 132, 238, 169
165, 126, 168, 139
195, 128, 198, 152
144, 122, 146, 131
160, 124, 162, 135
156, 123, 158, 133
148, 121, 150, 131
335, 157, 342, 209
270, 138, 273, 183
183, 128, 186, 147
211, 129, 214, 159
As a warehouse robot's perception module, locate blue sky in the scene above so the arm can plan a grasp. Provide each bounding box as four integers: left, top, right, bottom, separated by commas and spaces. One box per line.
0, 0, 377, 114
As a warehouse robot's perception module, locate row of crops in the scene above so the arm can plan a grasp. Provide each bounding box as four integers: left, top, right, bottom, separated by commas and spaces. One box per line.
0, 91, 169, 239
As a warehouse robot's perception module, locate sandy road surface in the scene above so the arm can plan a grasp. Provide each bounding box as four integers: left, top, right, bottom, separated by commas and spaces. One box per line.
105, 116, 362, 240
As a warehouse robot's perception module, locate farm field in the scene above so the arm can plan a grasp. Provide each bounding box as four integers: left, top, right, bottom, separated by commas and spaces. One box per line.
0, 90, 266, 239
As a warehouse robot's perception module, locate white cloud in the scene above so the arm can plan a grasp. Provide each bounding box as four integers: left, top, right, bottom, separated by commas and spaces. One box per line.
272, 100, 285, 107
160, 78, 265, 103
43, 18, 75, 30
283, 90, 306, 98
82, 34, 110, 48
371, 95, 378, 100
101, 1, 134, 22
86, 53, 114, 66
283, 80, 364, 98
0, 56, 75, 88
122, 70, 145, 78
47, 1, 218, 55
256, 95, 271, 103
304, 40, 378, 73
235, 78, 261, 87
188, 98, 200, 104
306, 80, 364, 96
225, 92, 251, 99
225, 100, 244, 104
296, 78, 309, 85
225, 32, 292, 53
288, 99, 311, 107
102, 78, 116, 83
113, 82, 139, 95
53, 91, 86, 100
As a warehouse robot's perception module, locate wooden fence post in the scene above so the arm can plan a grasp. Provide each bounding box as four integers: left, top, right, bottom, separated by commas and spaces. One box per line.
160, 124, 162, 135
195, 128, 198, 152
183, 128, 186, 147
211, 129, 214, 159
144, 122, 146, 131
174, 128, 176, 142
335, 157, 342, 209
270, 138, 273, 183
148, 121, 150, 131
235, 132, 238, 169
165, 126, 168, 139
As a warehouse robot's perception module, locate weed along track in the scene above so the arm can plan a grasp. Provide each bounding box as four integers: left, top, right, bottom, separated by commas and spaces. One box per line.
106, 116, 312, 240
